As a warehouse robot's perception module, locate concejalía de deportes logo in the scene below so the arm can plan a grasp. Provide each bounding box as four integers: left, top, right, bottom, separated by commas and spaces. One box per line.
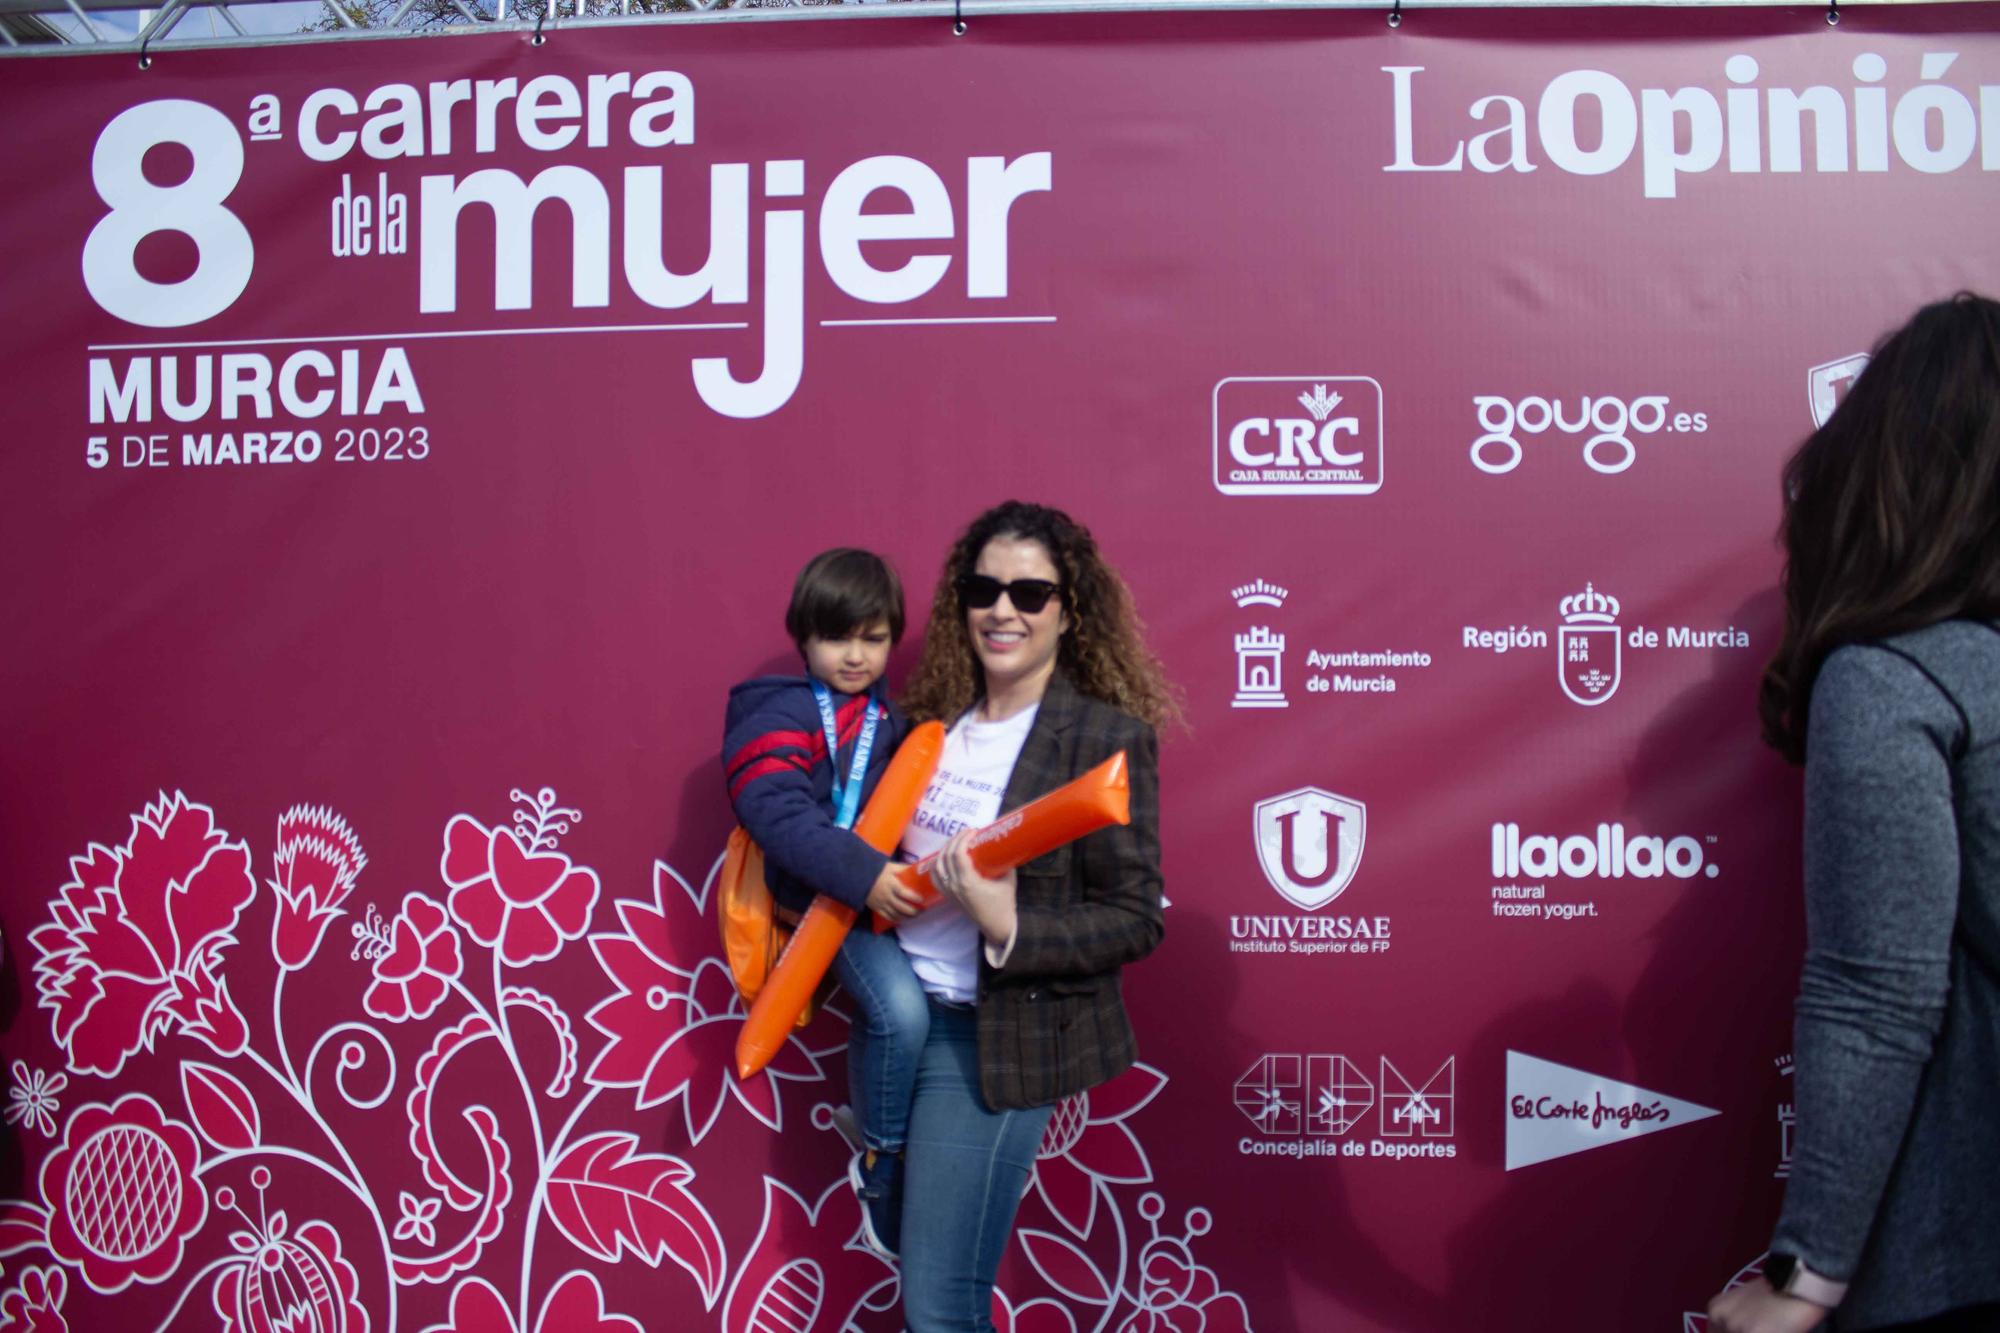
1235, 1053, 1456, 1161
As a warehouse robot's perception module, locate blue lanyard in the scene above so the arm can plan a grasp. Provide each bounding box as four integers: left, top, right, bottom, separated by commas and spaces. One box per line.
810, 680, 881, 830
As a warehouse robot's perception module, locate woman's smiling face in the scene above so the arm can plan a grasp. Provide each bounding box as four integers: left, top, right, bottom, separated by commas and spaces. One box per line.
966, 535, 1068, 699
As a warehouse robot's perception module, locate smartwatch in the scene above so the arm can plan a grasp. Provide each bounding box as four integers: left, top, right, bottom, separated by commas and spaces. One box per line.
1765, 1253, 1849, 1308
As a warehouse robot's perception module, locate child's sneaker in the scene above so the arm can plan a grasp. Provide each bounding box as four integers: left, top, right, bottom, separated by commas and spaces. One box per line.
847, 1148, 903, 1260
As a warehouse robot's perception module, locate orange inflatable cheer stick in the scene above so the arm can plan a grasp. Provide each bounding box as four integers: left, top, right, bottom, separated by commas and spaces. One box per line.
872, 750, 1130, 932
734, 721, 944, 1081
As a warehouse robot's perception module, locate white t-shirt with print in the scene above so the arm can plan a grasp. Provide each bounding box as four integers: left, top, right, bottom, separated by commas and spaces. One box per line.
893, 704, 1038, 1002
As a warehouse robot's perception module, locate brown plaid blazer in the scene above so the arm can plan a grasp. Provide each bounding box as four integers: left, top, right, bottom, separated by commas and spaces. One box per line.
975, 672, 1164, 1110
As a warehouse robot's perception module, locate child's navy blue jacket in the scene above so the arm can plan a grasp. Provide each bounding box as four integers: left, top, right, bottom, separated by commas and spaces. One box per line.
721, 675, 909, 914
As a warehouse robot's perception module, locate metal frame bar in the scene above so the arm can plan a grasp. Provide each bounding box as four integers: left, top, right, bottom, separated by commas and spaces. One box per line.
0, 0, 1970, 58
132, 0, 187, 42
59, 0, 103, 35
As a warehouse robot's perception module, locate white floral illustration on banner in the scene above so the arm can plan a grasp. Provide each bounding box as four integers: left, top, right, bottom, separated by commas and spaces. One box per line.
5, 1063, 65, 1138
0, 788, 1251, 1332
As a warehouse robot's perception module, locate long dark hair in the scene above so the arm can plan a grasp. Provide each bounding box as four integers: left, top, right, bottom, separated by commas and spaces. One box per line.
1759, 293, 2000, 762
902, 500, 1183, 730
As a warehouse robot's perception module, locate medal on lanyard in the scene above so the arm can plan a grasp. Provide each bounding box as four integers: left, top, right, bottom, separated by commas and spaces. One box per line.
811, 680, 880, 830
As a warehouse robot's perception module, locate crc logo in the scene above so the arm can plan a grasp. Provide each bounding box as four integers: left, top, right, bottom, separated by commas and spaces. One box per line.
1557, 582, 1620, 706
1470, 394, 1707, 475
1254, 787, 1365, 910
1214, 377, 1384, 496
1808, 355, 1869, 428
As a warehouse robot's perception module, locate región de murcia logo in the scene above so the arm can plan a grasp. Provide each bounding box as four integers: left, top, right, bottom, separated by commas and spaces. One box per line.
1461, 580, 1751, 709
1558, 582, 1621, 706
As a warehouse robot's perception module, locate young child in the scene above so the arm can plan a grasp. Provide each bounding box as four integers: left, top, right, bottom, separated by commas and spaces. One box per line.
720, 547, 929, 1261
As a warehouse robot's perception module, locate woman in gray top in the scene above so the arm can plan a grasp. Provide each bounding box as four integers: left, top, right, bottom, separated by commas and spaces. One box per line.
1711, 294, 2000, 1333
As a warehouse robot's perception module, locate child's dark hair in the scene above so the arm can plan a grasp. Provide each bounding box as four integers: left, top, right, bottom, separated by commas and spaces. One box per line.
785, 548, 905, 648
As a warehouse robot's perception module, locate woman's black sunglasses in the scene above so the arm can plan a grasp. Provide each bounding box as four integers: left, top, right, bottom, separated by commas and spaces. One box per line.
956, 574, 1062, 615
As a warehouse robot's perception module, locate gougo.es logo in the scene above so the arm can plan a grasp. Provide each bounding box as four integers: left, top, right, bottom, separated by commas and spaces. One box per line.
1469, 394, 1709, 475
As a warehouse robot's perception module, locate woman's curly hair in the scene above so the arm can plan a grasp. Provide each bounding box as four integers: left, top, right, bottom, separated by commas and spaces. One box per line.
901, 501, 1183, 730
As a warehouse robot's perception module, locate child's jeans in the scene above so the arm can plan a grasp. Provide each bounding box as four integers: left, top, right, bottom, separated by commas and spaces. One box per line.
833, 923, 930, 1153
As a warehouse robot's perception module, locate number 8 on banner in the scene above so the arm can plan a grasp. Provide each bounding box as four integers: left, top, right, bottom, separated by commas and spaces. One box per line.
83, 100, 253, 328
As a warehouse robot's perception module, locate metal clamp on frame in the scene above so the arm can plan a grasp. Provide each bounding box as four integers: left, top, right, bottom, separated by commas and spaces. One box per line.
133, 0, 187, 68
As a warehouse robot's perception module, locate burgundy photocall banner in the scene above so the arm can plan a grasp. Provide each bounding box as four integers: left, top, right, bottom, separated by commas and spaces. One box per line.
2, 5, 1997, 1330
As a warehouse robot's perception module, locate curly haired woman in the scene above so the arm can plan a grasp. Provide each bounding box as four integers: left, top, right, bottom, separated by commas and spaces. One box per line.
871, 500, 1178, 1333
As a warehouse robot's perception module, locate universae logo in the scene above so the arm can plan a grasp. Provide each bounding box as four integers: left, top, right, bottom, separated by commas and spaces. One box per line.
1254, 787, 1366, 910
1809, 354, 1869, 427
1213, 377, 1384, 496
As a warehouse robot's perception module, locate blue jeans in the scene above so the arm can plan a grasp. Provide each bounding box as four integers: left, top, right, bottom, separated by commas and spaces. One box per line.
833, 924, 929, 1152
899, 999, 1055, 1333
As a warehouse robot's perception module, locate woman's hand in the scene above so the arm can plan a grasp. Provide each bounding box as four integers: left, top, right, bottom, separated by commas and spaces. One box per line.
865, 865, 926, 921
932, 830, 1018, 946
1706, 1280, 1831, 1333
